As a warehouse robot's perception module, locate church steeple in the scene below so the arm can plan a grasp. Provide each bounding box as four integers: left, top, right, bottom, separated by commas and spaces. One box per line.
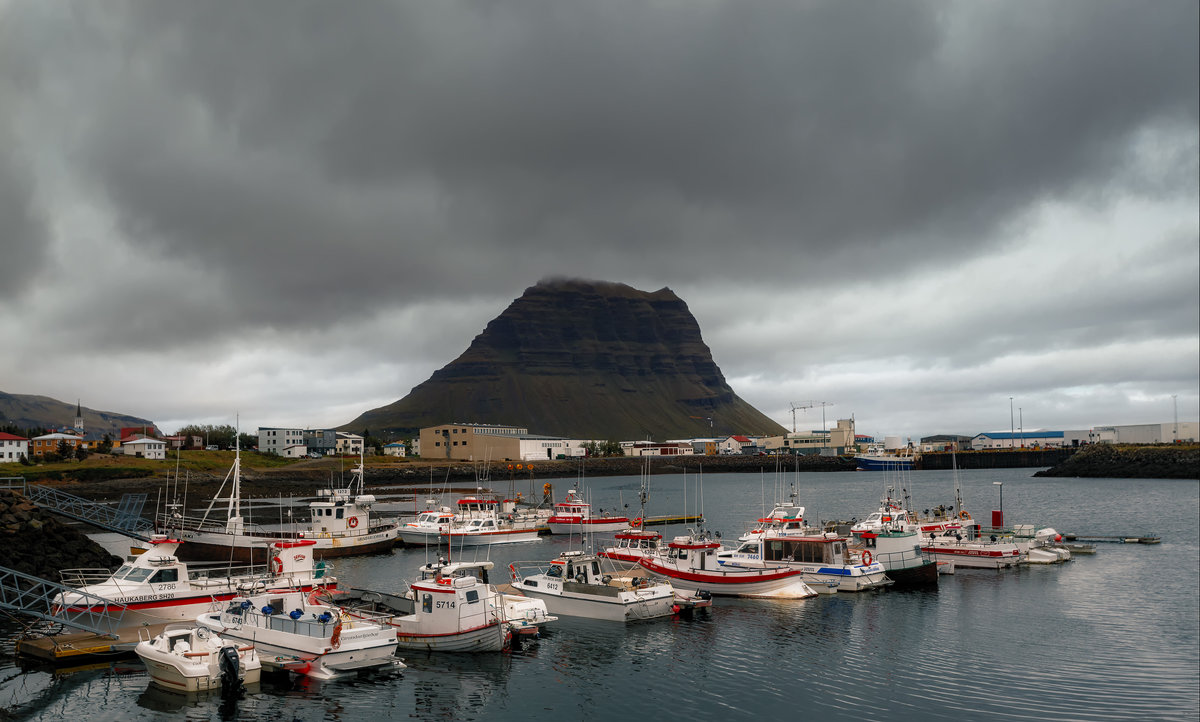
74, 400, 84, 434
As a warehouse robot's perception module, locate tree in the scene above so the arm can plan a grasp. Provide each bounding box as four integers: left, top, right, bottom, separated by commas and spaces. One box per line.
56, 439, 73, 459
97, 434, 113, 454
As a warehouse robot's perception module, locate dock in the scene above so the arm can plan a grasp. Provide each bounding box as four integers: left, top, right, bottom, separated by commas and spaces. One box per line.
640, 514, 703, 527
15, 623, 166, 663
1061, 534, 1162, 545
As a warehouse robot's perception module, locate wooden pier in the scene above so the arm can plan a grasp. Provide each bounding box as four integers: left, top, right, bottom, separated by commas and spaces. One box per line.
1060, 534, 1162, 545
15, 623, 165, 664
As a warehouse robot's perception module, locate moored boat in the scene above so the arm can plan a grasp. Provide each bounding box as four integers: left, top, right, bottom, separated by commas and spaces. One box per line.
546, 488, 630, 535
135, 623, 260, 694
329, 559, 556, 652
717, 531, 893, 593
511, 550, 709, 622
53, 536, 335, 625
196, 589, 401, 680
637, 532, 818, 599
599, 529, 664, 564
167, 448, 399, 563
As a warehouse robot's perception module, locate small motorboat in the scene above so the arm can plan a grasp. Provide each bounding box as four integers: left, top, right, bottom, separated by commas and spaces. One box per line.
197, 589, 401, 680
717, 530, 893, 593
135, 624, 260, 695
511, 550, 710, 622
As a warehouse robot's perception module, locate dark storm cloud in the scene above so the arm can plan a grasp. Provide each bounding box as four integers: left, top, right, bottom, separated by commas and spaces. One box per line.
22, 0, 1193, 317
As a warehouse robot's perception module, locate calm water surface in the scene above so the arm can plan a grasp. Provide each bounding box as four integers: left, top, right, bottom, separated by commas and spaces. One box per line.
2, 468, 1197, 721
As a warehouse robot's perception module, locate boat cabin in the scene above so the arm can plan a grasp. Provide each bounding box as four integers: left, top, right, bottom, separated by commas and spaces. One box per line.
666, 536, 722, 570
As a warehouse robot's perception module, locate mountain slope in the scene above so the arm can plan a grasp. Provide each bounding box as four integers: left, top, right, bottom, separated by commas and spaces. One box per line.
345, 279, 786, 440
0, 392, 156, 438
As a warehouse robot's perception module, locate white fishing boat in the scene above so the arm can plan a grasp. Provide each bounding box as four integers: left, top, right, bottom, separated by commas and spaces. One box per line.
167, 447, 399, 563
637, 532, 817, 599
737, 501, 810, 542
847, 487, 936, 586
196, 589, 401, 680
53, 536, 335, 625
546, 488, 630, 535
716, 531, 892, 593
397, 509, 457, 545
329, 559, 556, 652
511, 550, 710, 622
135, 624, 260, 694
917, 516, 1026, 569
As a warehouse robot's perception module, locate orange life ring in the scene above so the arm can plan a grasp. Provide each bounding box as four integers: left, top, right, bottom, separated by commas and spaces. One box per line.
270, 556, 284, 574
509, 563, 517, 580
330, 619, 342, 650
632, 517, 643, 528
959, 511, 971, 520
861, 550, 873, 566
348, 516, 359, 528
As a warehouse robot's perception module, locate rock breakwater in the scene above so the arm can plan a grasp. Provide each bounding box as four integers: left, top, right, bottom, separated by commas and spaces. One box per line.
0, 489, 122, 580
1033, 444, 1199, 479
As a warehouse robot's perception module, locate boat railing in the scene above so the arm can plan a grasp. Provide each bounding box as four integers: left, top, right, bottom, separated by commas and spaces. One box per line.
59, 568, 118, 588
229, 607, 339, 639
156, 512, 282, 536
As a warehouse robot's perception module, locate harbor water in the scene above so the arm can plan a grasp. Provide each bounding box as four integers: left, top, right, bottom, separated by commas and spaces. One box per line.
1, 468, 1197, 721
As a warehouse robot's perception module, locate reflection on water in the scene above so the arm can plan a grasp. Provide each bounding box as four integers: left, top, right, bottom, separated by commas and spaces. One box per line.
2, 471, 1197, 721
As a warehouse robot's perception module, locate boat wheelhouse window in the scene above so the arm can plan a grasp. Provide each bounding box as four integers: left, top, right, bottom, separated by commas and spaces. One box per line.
765, 540, 826, 564
124, 567, 154, 583
149, 569, 179, 584
336, 508, 344, 519
547, 565, 562, 578
114, 564, 134, 578
737, 543, 757, 554
590, 561, 600, 576
465, 590, 479, 604
422, 594, 433, 613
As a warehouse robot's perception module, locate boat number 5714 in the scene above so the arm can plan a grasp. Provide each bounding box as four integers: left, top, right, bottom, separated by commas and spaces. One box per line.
436, 601, 456, 609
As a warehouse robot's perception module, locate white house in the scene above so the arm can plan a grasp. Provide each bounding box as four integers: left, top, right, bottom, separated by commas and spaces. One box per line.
259, 427, 307, 457
336, 432, 364, 455
383, 442, 407, 457
122, 437, 167, 460
0, 433, 29, 462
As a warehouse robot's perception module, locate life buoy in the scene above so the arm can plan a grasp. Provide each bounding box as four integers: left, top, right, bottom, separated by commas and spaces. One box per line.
348, 516, 359, 529
959, 511, 971, 520
270, 556, 284, 575
632, 517, 643, 528
509, 563, 517, 581
861, 550, 873, 566
330, 619, 342, 650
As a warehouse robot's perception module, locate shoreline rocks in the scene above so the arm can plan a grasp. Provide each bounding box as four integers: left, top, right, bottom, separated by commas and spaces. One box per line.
0, 489, 122, 580
1033, 444, 1199, 479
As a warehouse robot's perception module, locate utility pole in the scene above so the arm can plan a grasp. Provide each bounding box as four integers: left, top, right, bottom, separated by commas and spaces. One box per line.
1009, 397, 1015, 450
1019, 407, 1023, 448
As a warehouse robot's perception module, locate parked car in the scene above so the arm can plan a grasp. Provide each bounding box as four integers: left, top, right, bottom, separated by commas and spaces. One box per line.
308, 451, 322, 459
205, 445, 219, 451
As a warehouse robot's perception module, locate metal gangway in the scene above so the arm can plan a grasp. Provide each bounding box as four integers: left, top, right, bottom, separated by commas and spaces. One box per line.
0, 564, 129, 637
1, 478, 155, 541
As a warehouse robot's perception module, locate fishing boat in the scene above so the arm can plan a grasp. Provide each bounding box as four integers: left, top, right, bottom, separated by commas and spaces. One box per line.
637, 532, 817, 599
328, 559, 556, 652
196, 589, 401, 680
546, 488, 630, 535
510, 550, 710, 622
135, 624, 260, 694
716, 531, 892, 593
854, 443, 917, 471
738, 501, 810, 542
52, 536, 335, 625
598, 529, 664, 564
917, 516, 1026, 568
847, 487, 936, 586
167, 447, 399, 563
398, 495, 542, 547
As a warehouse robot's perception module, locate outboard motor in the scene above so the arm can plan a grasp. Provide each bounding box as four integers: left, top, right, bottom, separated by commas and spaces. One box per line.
218, 645, 244, 697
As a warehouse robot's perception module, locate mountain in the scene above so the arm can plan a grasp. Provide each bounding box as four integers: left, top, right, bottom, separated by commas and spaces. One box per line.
0, 392, 157, 439
344, 278, 787, 440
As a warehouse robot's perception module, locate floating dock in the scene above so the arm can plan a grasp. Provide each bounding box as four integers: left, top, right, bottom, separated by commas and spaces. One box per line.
1061, 534, 1161, 545
15, 624, 165, 664
640, 514, 703, 527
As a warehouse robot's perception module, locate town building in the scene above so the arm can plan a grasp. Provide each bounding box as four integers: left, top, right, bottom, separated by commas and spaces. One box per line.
30, 432, 84, 457
0, 433, 29, 462
305, 429, 337, 456
382, 442, 407, 457
121, 437, 167, 460
335, 432, 364, 456
970, 431, 1066, 450
258, 427, 307, 457
1087, 422, 1198, 445
418, 423, 588, 461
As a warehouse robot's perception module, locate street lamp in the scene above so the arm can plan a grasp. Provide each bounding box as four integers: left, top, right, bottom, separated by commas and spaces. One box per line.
1009, 397, 1015, 449
992, 481, 1004, 529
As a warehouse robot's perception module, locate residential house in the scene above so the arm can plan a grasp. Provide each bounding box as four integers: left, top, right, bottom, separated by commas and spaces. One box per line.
258, 427, 307, 457
122, 437, 167, 460
30, 432, 83, 457
0, 433, 29, 462
335, 432, 364, 456
382, 442, 407, 457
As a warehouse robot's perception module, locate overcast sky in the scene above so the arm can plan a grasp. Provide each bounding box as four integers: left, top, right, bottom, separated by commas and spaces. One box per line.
2, 1, 1197, 443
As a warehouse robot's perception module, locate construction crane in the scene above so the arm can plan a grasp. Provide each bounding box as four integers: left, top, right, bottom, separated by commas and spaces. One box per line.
789, 401, 834, 435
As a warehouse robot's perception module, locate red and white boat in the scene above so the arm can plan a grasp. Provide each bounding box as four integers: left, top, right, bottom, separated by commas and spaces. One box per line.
599, 529, 664, 564
399, 496, 542, 546
546, 488, 630, 535
916, 515, 1025, 569
53, 536, 336, 626
636, 532, 817, 599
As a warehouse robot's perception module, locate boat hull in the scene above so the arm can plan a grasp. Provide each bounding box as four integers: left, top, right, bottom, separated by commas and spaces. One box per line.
547, 519, 630, 535
637, 558, 815, 598
881, 561, 939, 587
393, 622, 507, 652
137, 648, 262, 692
515, 581, 677, 622
855, 455, 915, 471
919, 546, 1024, 568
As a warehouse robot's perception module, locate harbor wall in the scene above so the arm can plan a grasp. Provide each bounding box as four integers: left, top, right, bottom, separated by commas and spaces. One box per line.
917, 449, 1076, 470
1032, 444, 1199, 479
0, 489, 122, 578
